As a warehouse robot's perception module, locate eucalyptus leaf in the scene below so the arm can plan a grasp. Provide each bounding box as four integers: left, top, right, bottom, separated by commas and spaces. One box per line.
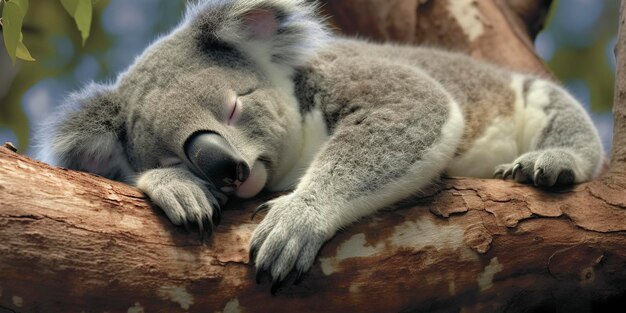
75, 0, 92, 45
2, 0, 27, 63
60, 0, 92, 45
16, 33, 35, 61
12, 0, 29, 12
60, 0, 78, 15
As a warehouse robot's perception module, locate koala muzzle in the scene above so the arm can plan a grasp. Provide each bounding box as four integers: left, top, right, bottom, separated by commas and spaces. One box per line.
184, 132, 250, 189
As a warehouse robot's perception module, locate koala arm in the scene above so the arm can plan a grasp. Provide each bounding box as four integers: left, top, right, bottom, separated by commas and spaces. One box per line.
136, 166, 227, 235
250, 59, 465, 289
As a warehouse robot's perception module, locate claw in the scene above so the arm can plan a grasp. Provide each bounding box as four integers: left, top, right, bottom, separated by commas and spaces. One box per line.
493, 169, 504, 179
212, 207, 222, 226
503, 168, 513, 180
205, 222, 213, 238
255, 270, 263, 284
256, 268, 270, 284
511, 163, 522, 180
533, 168, 543, 186
271, 279, 283, 295
294, 271, 305, 285
197, 220, 205, 241
183, 220, 191, 233
202, 216, 214, 240
251, 203, 270, 220
249, 245, 258, 264
209, 198, 222, 226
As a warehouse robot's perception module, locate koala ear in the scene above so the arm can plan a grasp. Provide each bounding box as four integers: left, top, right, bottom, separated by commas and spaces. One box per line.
188, 0, 329, 68
241, 8, 278, 40
37, 83, 132, 181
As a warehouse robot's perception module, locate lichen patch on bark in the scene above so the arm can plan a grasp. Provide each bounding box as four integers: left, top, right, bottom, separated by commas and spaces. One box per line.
319, 233, 386, 275
11, 296, 22, 308
222, 298, 242, 313
127, 302, 145, 313
157, 285, 194, 310
447, 0, 486, 41
477, 257, 503, 291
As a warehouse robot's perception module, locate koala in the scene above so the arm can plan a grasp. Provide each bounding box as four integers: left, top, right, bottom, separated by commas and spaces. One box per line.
38, 0, 603, 292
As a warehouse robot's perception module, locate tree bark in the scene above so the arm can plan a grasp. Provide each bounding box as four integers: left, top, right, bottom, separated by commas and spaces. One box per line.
1, 146, 625, 313
2, 0, 626, 312
612, 0, 626, 176
318, 0, 552, 75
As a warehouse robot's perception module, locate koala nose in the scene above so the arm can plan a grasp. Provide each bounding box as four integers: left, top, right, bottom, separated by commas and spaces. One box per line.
184, 132, 250, 188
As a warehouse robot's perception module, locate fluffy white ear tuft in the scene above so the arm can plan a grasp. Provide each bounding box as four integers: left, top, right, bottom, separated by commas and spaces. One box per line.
186, 0, 329, 69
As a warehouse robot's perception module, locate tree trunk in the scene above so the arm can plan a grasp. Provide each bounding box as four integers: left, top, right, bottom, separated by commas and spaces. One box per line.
2, 0, 625, 312
318, 0, 552, 75
612, 0, 626, 176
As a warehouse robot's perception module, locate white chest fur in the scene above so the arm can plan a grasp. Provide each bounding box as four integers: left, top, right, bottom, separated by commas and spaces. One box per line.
266, 109, 330, 191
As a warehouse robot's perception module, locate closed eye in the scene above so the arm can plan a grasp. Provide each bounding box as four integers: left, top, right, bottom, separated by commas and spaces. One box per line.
228, 98, 239, 126
227, 88, 256, 125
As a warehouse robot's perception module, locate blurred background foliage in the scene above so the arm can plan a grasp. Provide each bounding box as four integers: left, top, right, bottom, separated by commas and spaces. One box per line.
536, 0, 618, 152
0, 0, 185, 155
0, 0, 619, 156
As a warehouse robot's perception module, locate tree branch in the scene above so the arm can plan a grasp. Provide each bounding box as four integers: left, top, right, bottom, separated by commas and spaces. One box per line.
1, 147, 626, 312
611, 0, 626, 174
319, 0, 551, 75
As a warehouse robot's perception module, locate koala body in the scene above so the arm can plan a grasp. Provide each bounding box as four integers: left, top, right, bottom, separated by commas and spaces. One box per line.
38, 0, 603, 289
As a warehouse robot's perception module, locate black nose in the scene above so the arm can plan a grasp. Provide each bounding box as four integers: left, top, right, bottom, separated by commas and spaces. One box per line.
184, 132, 250, 188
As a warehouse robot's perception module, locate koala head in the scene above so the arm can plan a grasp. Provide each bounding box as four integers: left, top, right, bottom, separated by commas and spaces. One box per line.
37, 0, 328, 198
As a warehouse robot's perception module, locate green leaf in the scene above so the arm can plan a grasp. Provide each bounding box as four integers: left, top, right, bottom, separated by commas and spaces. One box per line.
60, 0, 78, 16
2, 0, 28, 63
12, 0, 29, 13
75, 0, 92, 45
16, 33, 34, 61
60, 0, 92, 45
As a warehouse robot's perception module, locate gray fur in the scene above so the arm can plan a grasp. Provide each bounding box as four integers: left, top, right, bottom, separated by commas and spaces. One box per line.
37, 0, 604, 290
137, 166, 226, 230
494, 82, 603, 186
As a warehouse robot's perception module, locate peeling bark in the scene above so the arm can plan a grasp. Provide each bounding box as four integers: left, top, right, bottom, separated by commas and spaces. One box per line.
2, 0, 626, 312
1, 148, 625, 312
319, 0, 551, 75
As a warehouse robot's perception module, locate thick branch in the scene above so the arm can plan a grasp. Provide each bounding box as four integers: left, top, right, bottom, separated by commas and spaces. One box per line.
1, 146, 626, 312
319, 0, 551, 75
611, 0, 626, 174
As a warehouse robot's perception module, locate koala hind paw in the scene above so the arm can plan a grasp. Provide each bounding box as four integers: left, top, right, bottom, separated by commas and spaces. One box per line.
494, 149, 580, 187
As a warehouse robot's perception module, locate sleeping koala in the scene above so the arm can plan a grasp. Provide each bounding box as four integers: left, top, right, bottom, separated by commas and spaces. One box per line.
38, 0, 603, 291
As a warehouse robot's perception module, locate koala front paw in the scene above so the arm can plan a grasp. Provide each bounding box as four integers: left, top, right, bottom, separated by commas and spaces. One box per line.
249, 195, 330, 294
494, 149, 580, 187
137, 168, 226, 236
